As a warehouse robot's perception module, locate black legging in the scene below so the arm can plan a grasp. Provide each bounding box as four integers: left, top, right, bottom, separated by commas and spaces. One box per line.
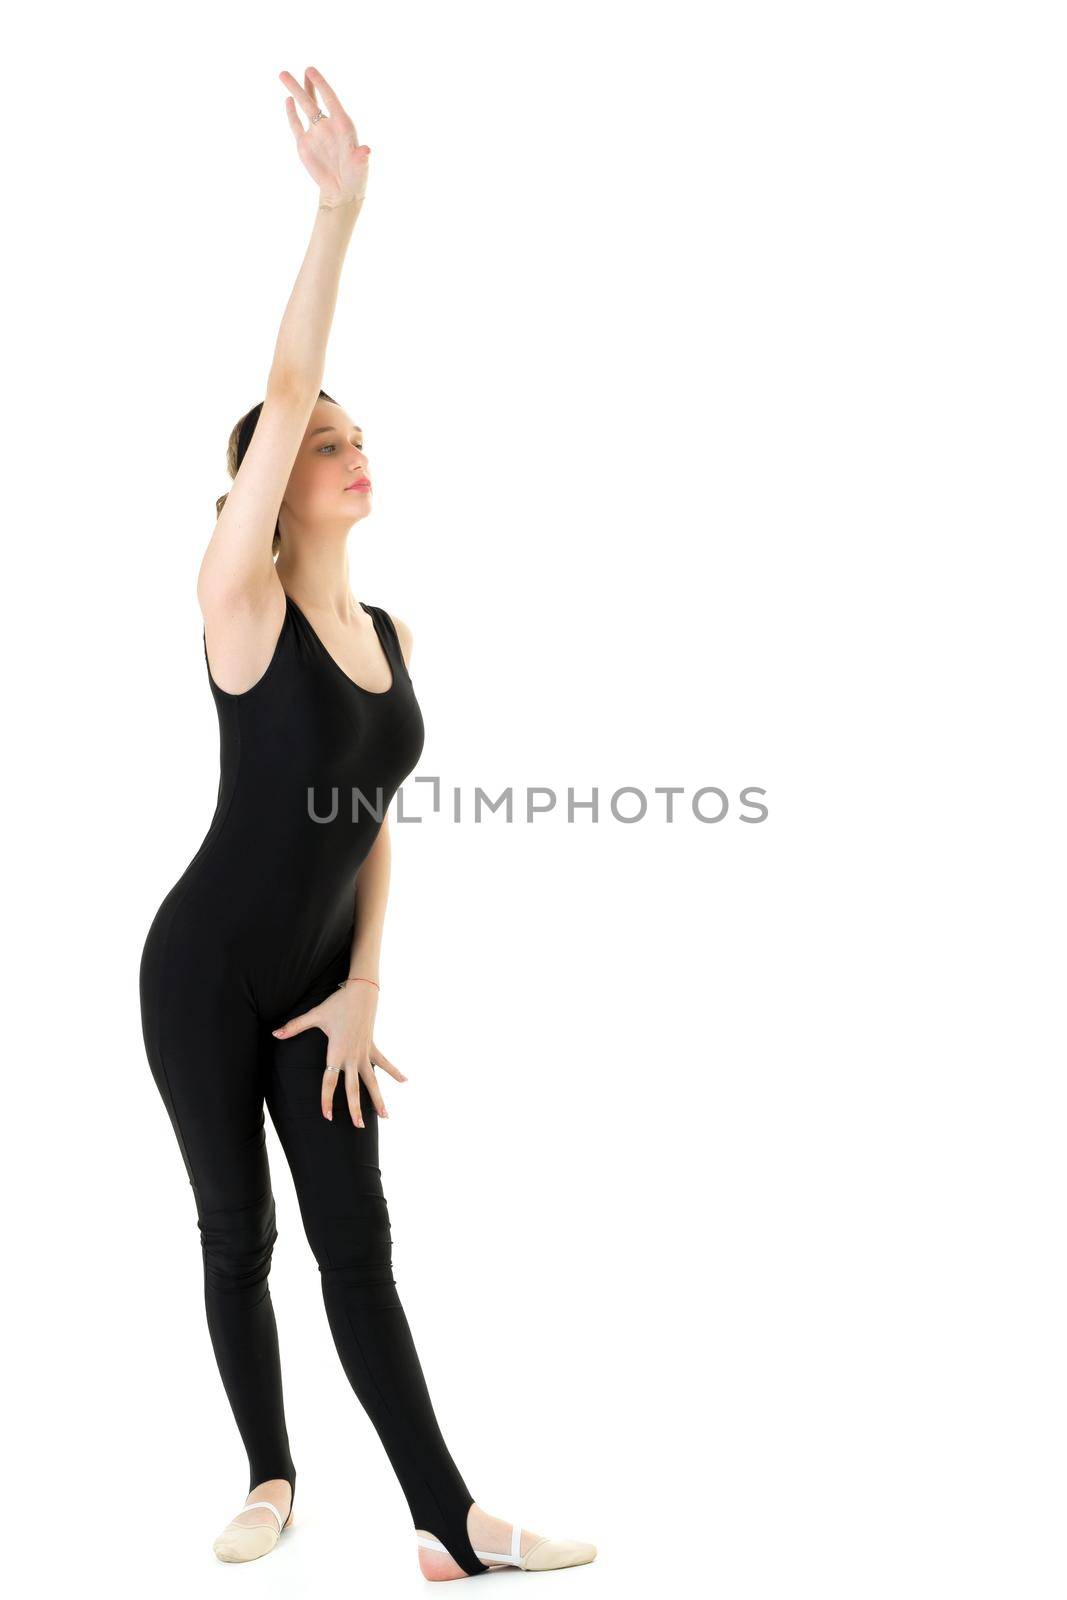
138, 596, 490, 1576
140, 937, 488, 1577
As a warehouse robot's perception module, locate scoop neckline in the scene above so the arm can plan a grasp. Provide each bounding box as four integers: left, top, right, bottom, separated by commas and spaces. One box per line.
284, 592, 396, 697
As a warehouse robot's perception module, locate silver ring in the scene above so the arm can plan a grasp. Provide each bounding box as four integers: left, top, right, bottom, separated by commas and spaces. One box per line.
311, 109, 327, 123
327, 1062, 343, 1074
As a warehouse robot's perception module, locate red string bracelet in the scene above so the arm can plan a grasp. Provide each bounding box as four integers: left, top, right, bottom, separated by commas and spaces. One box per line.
338, 976, 380, 991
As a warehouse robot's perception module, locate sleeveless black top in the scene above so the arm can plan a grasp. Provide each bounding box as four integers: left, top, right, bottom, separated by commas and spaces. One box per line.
141, 592, 425, 1023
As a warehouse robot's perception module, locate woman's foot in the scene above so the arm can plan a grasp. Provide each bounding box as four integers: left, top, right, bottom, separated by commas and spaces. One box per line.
416, 1503, 596, 1579
213, 1478, 293, 1563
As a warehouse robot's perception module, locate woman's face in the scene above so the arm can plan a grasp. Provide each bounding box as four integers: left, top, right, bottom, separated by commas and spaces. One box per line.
281, 399, 373, 534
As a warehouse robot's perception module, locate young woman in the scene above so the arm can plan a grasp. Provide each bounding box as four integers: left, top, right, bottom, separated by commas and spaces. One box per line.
138, 67, 596, 1580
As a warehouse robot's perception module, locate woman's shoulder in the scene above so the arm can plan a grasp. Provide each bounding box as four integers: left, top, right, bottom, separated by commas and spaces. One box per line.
378, 606, 413, 670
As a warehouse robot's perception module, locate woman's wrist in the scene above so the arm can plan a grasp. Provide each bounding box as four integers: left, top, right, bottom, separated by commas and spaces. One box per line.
317, 193, 364, 215
339, 974, 379, 991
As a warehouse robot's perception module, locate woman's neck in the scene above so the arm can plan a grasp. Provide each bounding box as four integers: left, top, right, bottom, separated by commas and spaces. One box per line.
274, 546, 362, 621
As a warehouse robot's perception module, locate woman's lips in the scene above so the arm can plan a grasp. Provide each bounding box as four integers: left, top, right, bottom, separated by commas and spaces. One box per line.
346, 481, 372, 491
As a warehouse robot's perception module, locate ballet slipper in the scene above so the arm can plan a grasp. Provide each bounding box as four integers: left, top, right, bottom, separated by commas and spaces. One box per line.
212, 1497, 292, 1563
417, 1521, 597, 1573
519, 1535, 598, 1571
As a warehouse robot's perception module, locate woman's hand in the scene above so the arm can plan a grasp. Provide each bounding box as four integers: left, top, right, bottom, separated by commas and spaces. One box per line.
271, 982, 407, 1127
279, 66, 371, 210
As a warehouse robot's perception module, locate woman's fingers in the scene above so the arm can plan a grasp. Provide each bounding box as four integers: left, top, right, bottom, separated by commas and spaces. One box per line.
305, 66, 349, 123
321, 1058, 390, 1125
320, 1052, 376, 1130
371, 1046, 407, 1083
321, 1062, 336, 1121
283, 95, 305, 140
303, 71, 326, 125
359, 1062, 388, 1120
272, 1006, 320, 1038
344, 1067, 366, 1128
322, 1057, 359, 1124
278, 69, 319, 121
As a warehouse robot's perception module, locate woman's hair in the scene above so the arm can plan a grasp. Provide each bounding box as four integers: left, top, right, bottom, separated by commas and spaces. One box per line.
216, 388, 338, 556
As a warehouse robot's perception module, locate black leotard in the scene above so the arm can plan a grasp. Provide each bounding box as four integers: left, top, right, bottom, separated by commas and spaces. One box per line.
139, 592, 490, 1576
154, 593, 425, 1020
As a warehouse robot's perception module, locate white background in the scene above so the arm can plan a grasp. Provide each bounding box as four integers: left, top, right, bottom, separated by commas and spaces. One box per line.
4, 3, 1064, 1596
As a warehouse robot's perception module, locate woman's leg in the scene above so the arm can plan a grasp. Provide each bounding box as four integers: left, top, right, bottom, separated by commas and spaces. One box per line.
265, 1021, 489, 1577
140, 941, 297, 1511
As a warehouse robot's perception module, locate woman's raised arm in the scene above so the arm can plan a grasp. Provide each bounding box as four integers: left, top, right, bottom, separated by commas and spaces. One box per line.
197, 67, 371, 692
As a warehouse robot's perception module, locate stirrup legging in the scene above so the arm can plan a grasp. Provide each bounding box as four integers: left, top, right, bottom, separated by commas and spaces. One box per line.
141, 973, 490, 1578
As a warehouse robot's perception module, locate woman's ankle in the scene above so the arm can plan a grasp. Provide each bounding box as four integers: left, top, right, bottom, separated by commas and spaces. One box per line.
467, 1503, 542, 1558
237, 1478, 292, 1525
416, 1503, 545, 1580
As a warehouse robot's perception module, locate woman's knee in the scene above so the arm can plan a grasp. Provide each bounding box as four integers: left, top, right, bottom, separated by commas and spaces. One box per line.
199, 1191, 279, 1292
314, 1192, 396, 1292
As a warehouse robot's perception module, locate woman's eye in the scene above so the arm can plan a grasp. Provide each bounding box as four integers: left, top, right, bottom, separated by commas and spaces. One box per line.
318, 443, 337, 454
